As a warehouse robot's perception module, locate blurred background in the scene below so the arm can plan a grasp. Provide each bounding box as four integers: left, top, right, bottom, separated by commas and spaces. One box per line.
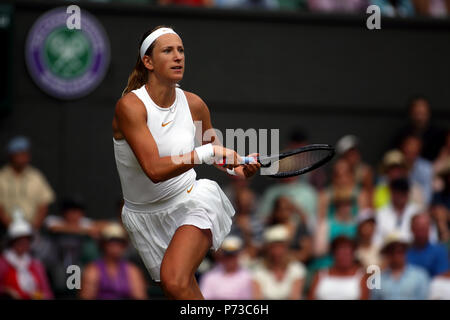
0, 0, 449, 300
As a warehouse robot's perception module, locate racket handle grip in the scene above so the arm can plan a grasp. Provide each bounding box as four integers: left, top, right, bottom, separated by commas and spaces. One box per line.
218, 156, 257, 166
241, 156, 258, 164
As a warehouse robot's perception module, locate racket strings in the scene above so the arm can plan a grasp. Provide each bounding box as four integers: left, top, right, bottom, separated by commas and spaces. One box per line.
270, 149, 331, 175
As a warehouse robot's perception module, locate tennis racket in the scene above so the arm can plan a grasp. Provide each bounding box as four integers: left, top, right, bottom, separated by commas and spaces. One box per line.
240, 144, 335, 178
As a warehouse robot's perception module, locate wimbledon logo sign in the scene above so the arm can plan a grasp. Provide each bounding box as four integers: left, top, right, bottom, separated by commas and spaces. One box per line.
25, 7, 110, 100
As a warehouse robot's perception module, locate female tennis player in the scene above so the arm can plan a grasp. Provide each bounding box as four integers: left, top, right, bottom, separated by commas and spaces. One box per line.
112, 25, 260, 300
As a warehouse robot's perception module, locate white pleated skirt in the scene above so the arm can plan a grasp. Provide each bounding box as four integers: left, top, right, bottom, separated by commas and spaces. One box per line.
121, 178, 235, 281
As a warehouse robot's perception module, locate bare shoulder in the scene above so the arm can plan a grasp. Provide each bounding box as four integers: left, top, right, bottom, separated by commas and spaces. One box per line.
183, 90, 206, 109
115, 92, 146, 118
183, 90, 210, 119
113, 93, 147, 139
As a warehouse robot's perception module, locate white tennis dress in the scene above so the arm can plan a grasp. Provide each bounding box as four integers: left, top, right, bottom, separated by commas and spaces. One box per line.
114, 85, 235, 281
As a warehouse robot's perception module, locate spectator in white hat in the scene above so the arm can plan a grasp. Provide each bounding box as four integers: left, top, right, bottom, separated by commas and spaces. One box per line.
252, 225, 306, 300
336, 134, 374, 194
374, 149, 425, 210
355, 210, 382, 269
199, 236, 253, 300
0, 136, 55, 230
371, 232, 430, 300
0, 214, 53, 299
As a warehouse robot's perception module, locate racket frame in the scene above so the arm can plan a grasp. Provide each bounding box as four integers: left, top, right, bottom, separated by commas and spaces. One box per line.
256, 144, 335, 178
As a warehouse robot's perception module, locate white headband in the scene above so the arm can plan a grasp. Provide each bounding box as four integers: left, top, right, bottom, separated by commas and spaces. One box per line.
140, 28, 179, 60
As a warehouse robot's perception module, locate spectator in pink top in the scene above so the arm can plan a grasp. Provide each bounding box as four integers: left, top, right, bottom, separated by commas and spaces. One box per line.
199, 236, 253, 300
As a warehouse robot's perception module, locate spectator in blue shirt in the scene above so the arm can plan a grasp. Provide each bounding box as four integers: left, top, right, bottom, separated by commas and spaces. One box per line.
400, 135, 434, 205
407, 213, 449, 277
371, 233, 430, 300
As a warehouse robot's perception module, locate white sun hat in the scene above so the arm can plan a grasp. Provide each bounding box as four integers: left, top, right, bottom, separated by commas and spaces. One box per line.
263, 225, 289, 244
7, 208, 33, 239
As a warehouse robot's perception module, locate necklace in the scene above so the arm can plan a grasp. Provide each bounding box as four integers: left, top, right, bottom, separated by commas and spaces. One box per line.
146, 83, 177, 113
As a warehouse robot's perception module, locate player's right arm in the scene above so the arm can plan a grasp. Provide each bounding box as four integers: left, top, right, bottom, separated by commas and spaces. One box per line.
113, 93, 239, 183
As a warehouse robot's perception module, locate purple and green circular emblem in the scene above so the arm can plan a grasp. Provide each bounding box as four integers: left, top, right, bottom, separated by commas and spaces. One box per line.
25, 7, 110, 100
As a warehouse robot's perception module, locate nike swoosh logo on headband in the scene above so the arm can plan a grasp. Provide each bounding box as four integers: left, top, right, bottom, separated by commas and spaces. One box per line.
161, 120, 173, 127
187, 185, 194, 193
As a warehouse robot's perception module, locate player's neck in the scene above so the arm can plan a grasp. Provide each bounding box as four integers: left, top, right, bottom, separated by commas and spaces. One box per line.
146, 78, 176, 109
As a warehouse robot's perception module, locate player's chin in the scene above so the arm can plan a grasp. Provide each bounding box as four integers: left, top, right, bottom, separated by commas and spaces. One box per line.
169, 69, 184, 79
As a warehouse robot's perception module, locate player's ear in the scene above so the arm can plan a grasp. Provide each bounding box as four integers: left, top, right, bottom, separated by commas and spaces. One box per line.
142, 55, 154, 71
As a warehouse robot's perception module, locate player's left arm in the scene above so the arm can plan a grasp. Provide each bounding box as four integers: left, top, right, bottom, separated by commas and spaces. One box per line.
185, 91, 260, 178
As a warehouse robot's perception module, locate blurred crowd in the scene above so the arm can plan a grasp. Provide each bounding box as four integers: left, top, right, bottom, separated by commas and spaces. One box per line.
86, 0, 450, 18
0, 136, 149, 299
0, 95, 450, 300
200, 95, 450, 300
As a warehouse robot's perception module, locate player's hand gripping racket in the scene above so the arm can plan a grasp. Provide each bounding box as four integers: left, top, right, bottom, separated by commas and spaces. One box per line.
238, 144, 335, 178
